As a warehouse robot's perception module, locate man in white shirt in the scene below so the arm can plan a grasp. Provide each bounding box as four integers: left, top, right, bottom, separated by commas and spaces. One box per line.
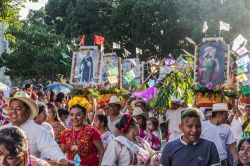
1, 91, 70, 164
201, 103, 239, 166
107, 96, 123, 137
165, 100, 183, 142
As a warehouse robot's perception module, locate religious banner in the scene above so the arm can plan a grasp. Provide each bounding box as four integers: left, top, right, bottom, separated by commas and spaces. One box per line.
197, 39, 227, 86
100, 52, 120, 88
122, 58, 141, 90
70, 46, 100, 87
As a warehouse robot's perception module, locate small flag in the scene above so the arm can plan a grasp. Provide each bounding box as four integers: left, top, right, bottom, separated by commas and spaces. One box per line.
113, 42, 121, 49
219, 21, 230, 31
237, 73, 248, 82
165, 58, 175, 66
100, 44, 104, 52
236, 47, 248, 56
232, 34, 247, 51
202, 21, 208, 33
124, 48, 131, 57
79, 35, 85, 46
124, 70, 135, 83
136, 47, 143, 55
94, 35, 105, 45
108, 75, 118, 84
108, 67, 119, 76
237, 64, 248, 74
236, 56, 249, 67
66, 44, 72, 52
185, 37, 196, 45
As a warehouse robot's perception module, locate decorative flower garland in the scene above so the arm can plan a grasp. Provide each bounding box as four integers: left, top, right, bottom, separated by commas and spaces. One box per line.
68, 96, 93, 112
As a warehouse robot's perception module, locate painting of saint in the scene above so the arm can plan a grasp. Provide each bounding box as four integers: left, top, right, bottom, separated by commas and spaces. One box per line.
198, 42, 226, 85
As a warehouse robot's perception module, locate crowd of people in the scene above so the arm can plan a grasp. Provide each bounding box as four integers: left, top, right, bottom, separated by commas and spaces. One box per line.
0, 83, 249, 166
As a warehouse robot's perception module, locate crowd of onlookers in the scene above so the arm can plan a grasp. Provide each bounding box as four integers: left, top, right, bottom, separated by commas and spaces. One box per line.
0, 83, 249, 166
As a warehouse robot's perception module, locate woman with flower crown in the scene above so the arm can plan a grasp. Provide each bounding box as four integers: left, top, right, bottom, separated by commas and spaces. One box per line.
101, 114, 160, 166
60, 95, 104, 166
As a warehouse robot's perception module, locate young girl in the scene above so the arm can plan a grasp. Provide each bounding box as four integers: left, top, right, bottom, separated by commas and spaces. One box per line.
145, 117, 161, 151
94, 114, 114, 150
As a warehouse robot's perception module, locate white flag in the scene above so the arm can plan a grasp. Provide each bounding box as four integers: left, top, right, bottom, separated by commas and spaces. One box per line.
232, 34, 247, 51
101, 44, 104, 52
236, 47, 248, 56
124, 48, 131, 56
113, 42, 120, 49
202, 21, 208, 33
136, 47, 142, 55
220, 21, 230, 31
185, 37, 196, 45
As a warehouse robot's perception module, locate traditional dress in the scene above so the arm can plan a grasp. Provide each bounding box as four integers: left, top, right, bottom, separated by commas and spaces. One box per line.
101, 131, 114, 150
0, 120, 66, 163
241, 114, 250, 138
101, 136, 155, 166
20, 154, 50, 166
144, 131, 161, 151
139, 129, 147, 139
51, 121, 66, 144
61, 124, 101, 166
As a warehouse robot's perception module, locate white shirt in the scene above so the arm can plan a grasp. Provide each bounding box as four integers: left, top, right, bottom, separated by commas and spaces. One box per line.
41, 121, 55, 138
201, 120, 235, 161
108, 113, 123, 137
0, 120, 66, 163
230, 117, 242, 141
165, 108, 182, 133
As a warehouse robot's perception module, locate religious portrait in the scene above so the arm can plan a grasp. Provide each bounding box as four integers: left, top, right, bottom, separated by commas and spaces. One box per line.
198, 42, 226, 85
70, 46, 100, 87
122, 58, 141, 90
100, 53, 120, 88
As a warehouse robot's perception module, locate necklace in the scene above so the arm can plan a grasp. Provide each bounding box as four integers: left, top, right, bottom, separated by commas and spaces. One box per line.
70, 126, 83, 152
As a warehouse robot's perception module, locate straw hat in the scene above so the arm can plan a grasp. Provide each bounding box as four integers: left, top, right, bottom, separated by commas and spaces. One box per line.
212, 103, 229, 112
132, 107, 146, 117
131, 98, 147, 108
4, 91, 39, 119
109, 96, 124, 108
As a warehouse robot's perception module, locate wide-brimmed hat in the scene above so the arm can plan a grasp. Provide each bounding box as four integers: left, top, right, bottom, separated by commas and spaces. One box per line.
244, 103, 250, 108
132, 107, 146, 117
109, 96, 124, 108
131, 98, 147, 108
4, 91, 39, 119
212, 103, 228, 112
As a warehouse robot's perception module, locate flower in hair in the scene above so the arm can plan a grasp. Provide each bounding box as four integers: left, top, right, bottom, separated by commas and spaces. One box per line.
68, 96, 92, 112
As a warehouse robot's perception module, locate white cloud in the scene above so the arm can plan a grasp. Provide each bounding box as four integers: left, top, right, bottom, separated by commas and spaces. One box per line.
19, 0, 48, 20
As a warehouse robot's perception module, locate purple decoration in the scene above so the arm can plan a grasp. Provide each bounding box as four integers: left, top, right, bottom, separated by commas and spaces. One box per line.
131, 87, 158, 101
165, 58, 175, 66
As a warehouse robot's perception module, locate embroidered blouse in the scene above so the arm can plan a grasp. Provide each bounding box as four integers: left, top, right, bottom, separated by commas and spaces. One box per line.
61, 124, 101, 166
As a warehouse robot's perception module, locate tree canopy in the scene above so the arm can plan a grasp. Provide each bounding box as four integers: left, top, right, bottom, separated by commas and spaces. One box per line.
45, 0, 250, 60
0, 9, 71, 83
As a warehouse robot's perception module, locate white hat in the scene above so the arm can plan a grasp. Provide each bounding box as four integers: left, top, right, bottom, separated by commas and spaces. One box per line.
212, 103, 228, 112
132, 107, 146, 117
109, 96, 124, 108
4, 91, 39, 119
131, 98, 147, 108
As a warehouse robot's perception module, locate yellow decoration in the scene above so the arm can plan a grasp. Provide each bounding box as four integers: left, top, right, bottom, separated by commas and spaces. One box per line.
68, 96, 92, 112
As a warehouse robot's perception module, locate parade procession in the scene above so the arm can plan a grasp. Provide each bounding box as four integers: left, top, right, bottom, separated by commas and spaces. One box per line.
0, 0, 250, 166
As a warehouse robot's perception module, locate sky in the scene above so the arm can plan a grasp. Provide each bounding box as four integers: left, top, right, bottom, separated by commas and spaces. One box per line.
19, 0, 48, 20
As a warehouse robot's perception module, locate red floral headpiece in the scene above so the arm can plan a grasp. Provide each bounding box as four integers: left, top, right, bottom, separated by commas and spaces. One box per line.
119, 114, 132, 134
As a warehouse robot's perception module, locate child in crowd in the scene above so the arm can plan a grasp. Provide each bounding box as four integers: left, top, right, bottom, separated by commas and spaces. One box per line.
94, 114, 114, 150
145, 117, 161, 151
